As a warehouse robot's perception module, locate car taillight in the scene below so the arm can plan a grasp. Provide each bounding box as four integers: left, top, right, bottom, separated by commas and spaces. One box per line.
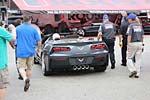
52, 47, 71, 52
91, 44, 105, 50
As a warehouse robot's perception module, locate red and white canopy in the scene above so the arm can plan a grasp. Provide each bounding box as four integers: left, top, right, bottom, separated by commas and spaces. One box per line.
13, 0, 150, 13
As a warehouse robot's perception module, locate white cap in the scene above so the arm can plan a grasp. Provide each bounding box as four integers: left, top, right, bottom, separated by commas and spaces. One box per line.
52, 33, 60, 40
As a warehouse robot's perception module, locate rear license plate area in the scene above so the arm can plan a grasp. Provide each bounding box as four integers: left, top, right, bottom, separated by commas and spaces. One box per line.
69, 57, 94, 65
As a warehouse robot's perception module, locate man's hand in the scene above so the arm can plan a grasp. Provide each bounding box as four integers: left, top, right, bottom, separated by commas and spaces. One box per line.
37, 48, 41, 56
9, 42, 16, 49
97, 32, 102, 41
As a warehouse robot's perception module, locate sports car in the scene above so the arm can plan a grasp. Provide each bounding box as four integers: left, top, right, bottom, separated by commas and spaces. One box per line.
77, 22, 102, 36
41, 35, 109, 76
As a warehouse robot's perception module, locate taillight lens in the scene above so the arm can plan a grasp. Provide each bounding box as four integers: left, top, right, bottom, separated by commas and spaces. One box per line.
91, 45, 97, 50
91, 44, 105, 50
96, 44, 105, 49
52, 47, 71, 52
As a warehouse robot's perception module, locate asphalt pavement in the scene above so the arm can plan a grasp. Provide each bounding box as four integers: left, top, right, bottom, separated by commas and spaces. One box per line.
6, 36, 150, 100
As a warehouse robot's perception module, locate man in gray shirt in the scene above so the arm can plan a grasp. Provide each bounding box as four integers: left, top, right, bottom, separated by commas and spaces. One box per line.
97, 14, 116, 69
126, 13, 144, 78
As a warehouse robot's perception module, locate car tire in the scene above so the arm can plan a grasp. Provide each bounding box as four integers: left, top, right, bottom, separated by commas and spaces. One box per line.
41, 54, 52, 76
94, 65, 107, 72
77, 28, 85, 36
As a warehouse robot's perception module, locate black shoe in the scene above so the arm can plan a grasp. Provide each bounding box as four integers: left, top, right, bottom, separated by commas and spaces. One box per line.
134, 75, 139, 78
121, 63, 127, 66
111, 64, 115, 69
129, 71, 137, 78
18, 76, 23, 80
24, 79, 30, 92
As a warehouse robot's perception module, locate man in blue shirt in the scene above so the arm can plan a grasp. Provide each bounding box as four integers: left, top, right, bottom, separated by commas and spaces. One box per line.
16, 15, 41, 92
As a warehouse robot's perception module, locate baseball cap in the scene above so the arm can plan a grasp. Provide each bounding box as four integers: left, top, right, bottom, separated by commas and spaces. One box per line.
127, 13, 136, 19
103, 14, 109, 19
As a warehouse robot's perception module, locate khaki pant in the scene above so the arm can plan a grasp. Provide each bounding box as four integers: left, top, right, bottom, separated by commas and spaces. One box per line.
17, 57, 34, 80
127, 42, 143, 76
17, 57, 34, 70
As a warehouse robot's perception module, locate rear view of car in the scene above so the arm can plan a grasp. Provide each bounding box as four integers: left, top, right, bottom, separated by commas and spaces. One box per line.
41, 37, 109, 76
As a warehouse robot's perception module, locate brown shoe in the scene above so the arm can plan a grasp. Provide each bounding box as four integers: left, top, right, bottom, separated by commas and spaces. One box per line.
24, 79, 30, 92
129, 71, 137, 78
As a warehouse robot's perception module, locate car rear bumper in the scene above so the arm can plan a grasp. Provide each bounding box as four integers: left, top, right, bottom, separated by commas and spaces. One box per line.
47, 53, 108, 70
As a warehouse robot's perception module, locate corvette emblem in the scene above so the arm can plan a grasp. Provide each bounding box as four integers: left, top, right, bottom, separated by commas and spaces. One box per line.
78, 58, 84, 62
77, 47, 84, 51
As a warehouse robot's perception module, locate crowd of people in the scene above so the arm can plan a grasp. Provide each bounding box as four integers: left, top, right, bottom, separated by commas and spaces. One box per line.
97, 12, 144, 78
0, 15, 41, 100
0, 12, 144, 100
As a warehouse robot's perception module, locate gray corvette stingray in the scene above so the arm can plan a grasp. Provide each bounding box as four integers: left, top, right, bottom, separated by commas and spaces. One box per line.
41, 36, 109, 76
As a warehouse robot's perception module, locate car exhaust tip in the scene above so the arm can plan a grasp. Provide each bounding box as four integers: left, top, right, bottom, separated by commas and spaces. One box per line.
77, 65, 82, 70
73, 65, 90, 71
81, 65, 86, 70
73, 65, 77, 70
85, 65, 90, 70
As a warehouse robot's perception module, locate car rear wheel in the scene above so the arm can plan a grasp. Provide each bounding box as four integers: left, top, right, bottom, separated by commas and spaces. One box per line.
42, 54, 51, 76
94, 65, 107, 72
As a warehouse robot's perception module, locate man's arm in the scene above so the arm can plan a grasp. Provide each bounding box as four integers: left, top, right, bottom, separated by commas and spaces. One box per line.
126, 24, 133, 45
37, 40, 42, 53
8, 24, 16, 41
127, 35, 131, 45
34, 27, 42, 55
97, 25, 103, 41
8, 24, 16, 49
126, 24, 133, 50
126, 35, 131, 52
97, 32, 102, 41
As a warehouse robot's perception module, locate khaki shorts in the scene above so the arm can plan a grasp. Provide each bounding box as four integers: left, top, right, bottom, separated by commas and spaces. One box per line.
0, 67, 9, 89
17, 57, 34, 70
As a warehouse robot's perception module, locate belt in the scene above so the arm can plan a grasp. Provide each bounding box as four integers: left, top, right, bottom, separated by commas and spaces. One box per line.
131, 40, 141, 42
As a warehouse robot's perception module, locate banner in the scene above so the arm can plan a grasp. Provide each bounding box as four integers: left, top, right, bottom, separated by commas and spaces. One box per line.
13, 0, 150, 12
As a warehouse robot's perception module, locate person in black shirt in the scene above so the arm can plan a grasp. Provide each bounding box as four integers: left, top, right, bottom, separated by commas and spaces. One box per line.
119, 11, 129, 66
